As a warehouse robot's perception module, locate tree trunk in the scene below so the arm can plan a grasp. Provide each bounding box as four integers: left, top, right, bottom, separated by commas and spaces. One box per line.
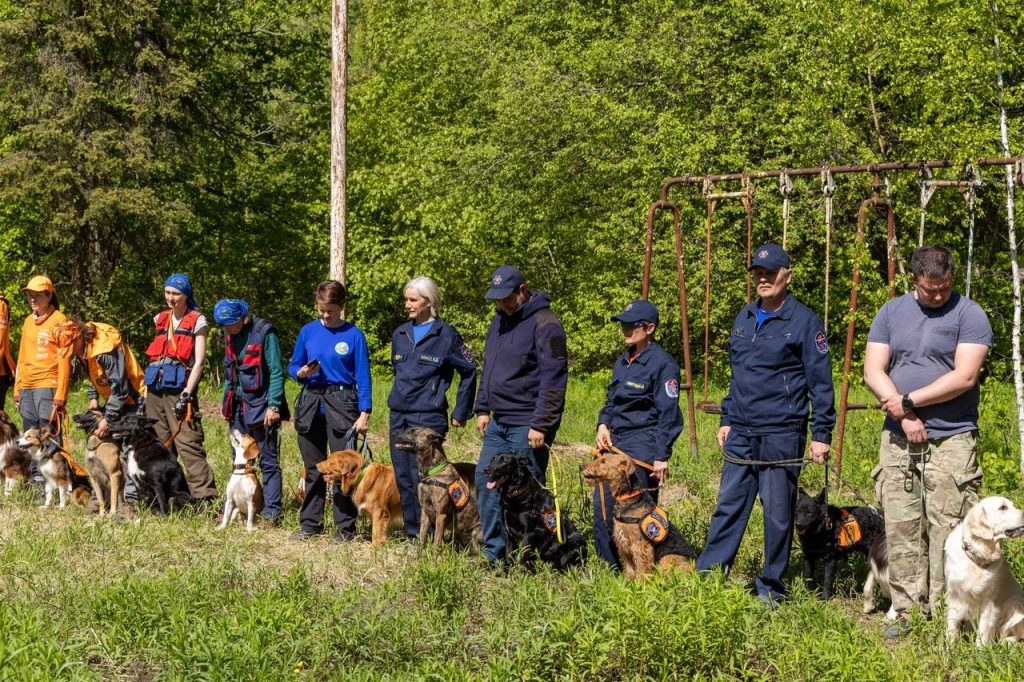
330, 0, 347, 285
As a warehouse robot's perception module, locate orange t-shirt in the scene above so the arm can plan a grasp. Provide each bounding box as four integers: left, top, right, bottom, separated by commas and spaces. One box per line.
13, 308, 71, 403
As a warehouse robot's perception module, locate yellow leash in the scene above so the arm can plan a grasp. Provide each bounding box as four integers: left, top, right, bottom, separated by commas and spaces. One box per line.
544, 444, 564, 544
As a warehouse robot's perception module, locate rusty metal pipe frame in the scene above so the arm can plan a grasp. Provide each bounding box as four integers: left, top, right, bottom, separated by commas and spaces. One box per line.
658, 157, 1024, 202
644, 200, 698, 456
833, 192, 897, 483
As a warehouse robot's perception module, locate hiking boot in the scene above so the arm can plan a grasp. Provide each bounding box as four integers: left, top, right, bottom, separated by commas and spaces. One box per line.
882, 617, 912, 640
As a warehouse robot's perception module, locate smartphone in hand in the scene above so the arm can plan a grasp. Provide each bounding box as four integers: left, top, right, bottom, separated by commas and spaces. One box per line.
297, 358, 320, 379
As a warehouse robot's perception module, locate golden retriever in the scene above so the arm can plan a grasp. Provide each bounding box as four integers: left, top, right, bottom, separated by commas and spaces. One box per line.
945, 496, 1024, 645
316, 450, 403, 545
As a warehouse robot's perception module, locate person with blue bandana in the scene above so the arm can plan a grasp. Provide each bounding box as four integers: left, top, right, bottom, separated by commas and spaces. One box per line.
143, 273, 218, 506
213, 298, 289, 525
289, 280, 372, 541
388, 276, 477, 539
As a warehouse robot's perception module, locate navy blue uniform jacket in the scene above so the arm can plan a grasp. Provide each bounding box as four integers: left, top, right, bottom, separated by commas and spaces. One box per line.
598, 341, 683, 461
473, 291, 568, 432
388, 318, 478, 422
720, 295, 836, 443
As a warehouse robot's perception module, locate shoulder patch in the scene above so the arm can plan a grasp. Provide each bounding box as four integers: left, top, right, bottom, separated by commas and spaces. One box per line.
548, 335, 567, 359
664, 379, 679, 398
460, 345, 475, 363
814, 331, 828, 355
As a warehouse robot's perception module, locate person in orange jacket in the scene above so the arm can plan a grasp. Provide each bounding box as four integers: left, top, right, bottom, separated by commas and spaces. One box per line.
13, 276, 71, 433
0, 294, 15, 408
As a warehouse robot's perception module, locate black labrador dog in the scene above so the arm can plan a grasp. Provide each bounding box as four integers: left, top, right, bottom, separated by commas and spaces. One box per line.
793, 487, 886, 601
107, 414, 192, 515
484, 453, 586, 571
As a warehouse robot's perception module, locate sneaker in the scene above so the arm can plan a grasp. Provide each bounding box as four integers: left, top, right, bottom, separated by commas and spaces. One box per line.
882, 617, 912, 640
332, 531, 356, 543
293, 529, 319, 541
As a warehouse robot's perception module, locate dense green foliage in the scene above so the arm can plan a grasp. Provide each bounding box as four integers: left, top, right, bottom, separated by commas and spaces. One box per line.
1, 0, 1022, 383
1, 377, 1023, 680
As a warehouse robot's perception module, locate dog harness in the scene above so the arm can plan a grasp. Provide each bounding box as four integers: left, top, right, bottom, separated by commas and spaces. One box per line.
615, 503, 672, 545
421, 463, 471, 510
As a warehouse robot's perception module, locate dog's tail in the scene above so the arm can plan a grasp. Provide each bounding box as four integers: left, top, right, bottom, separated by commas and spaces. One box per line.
868, 535, 891, 598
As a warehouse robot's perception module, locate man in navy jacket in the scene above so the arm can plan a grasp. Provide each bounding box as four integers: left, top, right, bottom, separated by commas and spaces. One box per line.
697, 244, 835, 605
474, 265, 569, 566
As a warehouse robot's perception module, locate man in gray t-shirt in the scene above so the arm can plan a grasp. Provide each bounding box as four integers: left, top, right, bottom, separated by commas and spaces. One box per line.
864, 245, 991, 636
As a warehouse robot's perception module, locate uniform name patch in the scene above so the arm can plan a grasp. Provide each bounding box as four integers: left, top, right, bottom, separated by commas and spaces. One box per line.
625, 380, 646, 390
814, 331, 828, 354
665, 379, 679, 398
418, 354, 441, 364
393, 353, 405, 362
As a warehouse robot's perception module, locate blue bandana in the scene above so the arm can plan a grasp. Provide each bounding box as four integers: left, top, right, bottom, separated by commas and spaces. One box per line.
213, 299, 249, 327
164, 273, 197, 310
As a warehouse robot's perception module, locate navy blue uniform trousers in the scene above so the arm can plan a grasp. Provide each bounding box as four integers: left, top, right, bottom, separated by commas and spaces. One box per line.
697, 430, 804, 600
389, 410, 448, 538
593, 430, 660, 568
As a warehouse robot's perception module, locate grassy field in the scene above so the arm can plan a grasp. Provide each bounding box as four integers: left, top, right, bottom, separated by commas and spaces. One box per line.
1, 376, 1023, 680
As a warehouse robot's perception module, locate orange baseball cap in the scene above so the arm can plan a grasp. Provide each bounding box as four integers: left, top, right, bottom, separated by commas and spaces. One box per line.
20, 275, 53, 293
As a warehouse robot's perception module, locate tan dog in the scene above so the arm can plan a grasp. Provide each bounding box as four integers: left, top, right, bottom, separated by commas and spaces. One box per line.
316, 449, 403, 545
393, 427, 482, 553
72, 410, 125, 515
945, 496, 1024, 645
0, 410, 30, 495
17, 428, 91, 508
581, 453, 696, 579
220, 429, 265, 531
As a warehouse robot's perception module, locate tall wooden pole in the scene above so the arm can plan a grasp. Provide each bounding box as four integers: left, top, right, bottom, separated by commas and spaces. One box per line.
330, 0, 347, 284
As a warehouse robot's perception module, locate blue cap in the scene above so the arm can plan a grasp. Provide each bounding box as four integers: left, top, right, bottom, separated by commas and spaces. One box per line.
213, 299, 250, 327
611, 299, 659, 325
163, 273, 197, 310
484, 265, 526, 300
749, 243, 791, 271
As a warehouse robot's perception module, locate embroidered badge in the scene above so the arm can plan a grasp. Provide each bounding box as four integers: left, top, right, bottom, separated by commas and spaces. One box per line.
625, 303, 634, 311
335, 341, 350, 356
493, 274, 502, 286
393, 353, 405, 362
640, 506, 670, 544
461, 345, 475, 363
665, 379, 679, 398
759, 249, 768, 258
815, 331, 828, 355
448, 479, 470, 509
543, 509, 558, 533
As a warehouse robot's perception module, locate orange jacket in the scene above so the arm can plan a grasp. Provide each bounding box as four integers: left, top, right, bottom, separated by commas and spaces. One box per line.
0, 296, 14, 379
14, 308, 71, 404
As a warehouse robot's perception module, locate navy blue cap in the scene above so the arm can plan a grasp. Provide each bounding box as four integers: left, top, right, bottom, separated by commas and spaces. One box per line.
484, 265, 526, 300
611, 299, 659, 325
749, 243, 791, 271
213, 298, 249, 326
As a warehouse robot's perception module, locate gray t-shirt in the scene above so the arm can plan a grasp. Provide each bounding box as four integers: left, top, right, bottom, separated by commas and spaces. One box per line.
867, 292, 992, 437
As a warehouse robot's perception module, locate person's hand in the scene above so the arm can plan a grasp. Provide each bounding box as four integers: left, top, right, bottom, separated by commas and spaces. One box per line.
451, 418, 465, 428
476, 414, 490, 436
652, 460, 669, 482
13, 394, 18, 407
353, 411, 370, 436
264, 407, 281, 427
596, 424, 613, 450
89, 399, 100, 411
95, 418, 110, 438
902, 416, 928, 444
880, 394, 907, 420
717, 425, 731, 448
296, 359, 320, 379
808, 440, 830, 464
527, 428, 546, 449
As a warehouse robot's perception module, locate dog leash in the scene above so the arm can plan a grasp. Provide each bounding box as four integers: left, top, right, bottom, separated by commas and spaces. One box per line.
540, 443, 564, 544
163, 402, 192, 448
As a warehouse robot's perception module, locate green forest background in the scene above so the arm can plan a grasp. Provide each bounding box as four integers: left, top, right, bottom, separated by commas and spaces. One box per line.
2, 0, 1023, 386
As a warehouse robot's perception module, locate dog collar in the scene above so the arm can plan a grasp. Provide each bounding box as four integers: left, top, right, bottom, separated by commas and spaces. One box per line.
613, 489, 643, 503
424, 462, 446, 478
350, 463, 368, 490
505, 483, 531, 500
962, 538, 996, 568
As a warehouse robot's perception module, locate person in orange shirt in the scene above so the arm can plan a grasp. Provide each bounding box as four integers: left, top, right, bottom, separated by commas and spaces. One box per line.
0, 294, 15, 408
13, 276, 71, 435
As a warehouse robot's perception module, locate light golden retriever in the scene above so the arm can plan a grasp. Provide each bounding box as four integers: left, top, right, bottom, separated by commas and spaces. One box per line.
945, 496, 1024, 645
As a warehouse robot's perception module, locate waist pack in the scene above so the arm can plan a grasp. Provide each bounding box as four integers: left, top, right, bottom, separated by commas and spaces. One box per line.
640, 506, 671, 544
143, 363, 187, 392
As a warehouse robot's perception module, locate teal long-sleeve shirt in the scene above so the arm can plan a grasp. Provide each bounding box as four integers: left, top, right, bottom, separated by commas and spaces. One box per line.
222, 324, 285, 409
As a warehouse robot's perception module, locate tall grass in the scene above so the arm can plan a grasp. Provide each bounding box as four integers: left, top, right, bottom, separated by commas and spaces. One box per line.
0, 376, 1021, 680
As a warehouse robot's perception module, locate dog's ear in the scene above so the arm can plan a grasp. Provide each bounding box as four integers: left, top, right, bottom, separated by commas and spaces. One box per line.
243, 437, 260, 461
426, 429, 444, 449
815, 488, 827, 504
966, 503, 995, 541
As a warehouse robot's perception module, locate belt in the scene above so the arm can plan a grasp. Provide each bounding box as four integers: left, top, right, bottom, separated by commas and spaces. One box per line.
306, 384, 355, 394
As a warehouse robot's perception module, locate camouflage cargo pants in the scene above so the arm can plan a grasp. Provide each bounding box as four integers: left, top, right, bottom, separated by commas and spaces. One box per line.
872, 429, 981, 616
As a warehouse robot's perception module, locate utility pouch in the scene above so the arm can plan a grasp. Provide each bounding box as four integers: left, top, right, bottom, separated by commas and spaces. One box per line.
640, 506, 670, 544
143, 363, 186, 391
448, 478, 470, 509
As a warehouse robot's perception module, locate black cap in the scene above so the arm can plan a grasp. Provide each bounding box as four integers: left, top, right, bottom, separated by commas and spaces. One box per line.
748, 243, 791, 271
611, 299, 659, 325
484, 265, 526, 300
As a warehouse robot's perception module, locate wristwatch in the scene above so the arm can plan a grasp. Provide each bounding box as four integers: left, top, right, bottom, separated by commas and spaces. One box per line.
901, 393, 914, 411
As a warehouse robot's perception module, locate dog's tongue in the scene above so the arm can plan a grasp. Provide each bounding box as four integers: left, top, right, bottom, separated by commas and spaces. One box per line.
486, 481, 497, 489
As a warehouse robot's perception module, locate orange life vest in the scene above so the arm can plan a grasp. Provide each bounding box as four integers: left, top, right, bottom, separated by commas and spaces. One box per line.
145, 309, 201, 366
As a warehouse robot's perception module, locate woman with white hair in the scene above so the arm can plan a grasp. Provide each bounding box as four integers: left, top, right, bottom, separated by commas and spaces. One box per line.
388, 276, 478, 539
